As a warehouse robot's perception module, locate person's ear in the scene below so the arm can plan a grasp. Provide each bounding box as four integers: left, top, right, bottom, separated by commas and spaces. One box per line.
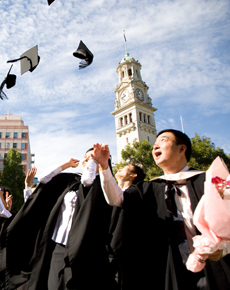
130, 173, 137, 180
179, 144, 187, 154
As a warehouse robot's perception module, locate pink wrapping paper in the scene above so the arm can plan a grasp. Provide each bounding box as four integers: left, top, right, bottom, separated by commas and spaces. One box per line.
186, 157, 230, 272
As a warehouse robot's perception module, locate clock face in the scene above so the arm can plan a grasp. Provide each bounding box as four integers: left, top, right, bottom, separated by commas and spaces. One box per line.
135, 89, 144, 101
121, 90, 129, 102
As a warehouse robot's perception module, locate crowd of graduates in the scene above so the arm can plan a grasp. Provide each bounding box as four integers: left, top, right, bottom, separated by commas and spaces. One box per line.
0, 129, 230, 290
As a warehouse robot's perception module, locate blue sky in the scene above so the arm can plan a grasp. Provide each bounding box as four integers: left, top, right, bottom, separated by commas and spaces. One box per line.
0, 0, 230, 177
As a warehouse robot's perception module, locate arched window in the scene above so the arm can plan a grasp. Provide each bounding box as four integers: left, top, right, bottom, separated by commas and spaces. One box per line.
128, 68, 132, 76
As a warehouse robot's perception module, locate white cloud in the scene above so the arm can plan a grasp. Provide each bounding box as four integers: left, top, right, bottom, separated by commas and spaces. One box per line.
0, 0, 230, 179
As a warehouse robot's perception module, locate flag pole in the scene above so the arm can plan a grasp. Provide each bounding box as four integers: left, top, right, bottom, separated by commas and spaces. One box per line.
123, 30, 128, 53
180, 115, 184, 133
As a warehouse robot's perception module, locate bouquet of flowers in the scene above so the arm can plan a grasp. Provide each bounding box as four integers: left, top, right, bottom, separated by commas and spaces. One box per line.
186, 156, 230, 272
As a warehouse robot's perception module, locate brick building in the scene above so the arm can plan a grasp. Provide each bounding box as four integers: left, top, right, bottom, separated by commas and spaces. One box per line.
0, 110, 34, 173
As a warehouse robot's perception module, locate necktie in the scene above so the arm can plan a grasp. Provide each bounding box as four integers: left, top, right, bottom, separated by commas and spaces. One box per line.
165, 181, 190, 263
165, 181, 182, 217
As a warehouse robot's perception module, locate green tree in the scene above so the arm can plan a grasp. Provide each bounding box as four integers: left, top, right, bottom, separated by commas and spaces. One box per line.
113, 139, 163, 180
188, 134, 230, 171
0, 148, 26, 212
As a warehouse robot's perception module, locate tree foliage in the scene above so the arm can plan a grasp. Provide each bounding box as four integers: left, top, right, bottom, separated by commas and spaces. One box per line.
188, 134, 230, 171
0, 148, 25, 212
114, 135, 230, 180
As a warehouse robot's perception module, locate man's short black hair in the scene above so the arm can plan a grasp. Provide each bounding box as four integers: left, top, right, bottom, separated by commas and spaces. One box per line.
130, 164, 146, 184
156, 129, 191, 162
85, 148, 94, 154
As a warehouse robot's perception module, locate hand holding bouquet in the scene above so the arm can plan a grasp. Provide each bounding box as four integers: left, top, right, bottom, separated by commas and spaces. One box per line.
186, 157, 230, 272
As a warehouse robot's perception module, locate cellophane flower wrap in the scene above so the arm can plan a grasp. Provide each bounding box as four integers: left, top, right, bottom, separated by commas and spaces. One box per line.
186, 156, 230, 272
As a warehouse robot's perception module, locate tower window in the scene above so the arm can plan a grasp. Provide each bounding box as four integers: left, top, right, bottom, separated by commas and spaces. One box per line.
148, 115, 151, 124
128, 68, 132, 76
120, 117, 124, 127
122, 71, 124, 78
139, 112, 142, 121
129, 113, 132, 123
143, 114, 146, 123
124, 115, 128, 125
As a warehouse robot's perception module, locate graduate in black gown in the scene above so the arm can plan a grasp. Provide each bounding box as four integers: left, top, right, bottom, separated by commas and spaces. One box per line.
1, 149, 118, 290
92, 130, 230, 290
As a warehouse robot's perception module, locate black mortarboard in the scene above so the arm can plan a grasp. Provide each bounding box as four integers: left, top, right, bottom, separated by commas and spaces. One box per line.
7, 45, 40, 75
0, 65, 16, 100
48, 0, 55, 5
73, 40, 94, 69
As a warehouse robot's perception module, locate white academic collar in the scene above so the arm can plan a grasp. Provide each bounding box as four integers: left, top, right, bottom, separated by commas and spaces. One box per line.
151, 165, 204, 182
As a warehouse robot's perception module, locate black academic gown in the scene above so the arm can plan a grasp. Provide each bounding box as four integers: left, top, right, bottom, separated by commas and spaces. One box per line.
110, 172, 230, 290
1, 173, 117, 290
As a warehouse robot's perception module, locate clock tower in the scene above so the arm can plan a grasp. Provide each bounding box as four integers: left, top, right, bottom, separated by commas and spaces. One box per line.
111, 50, 158, 162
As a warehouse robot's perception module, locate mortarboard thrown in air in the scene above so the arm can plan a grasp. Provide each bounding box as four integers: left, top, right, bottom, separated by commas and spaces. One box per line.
0, 65, 16, 100
7, 45, 40, 75
47, 0, 55, 5
73, 40, 94, 69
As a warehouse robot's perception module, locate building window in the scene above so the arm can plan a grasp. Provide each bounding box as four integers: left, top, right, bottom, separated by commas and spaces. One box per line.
4, 153, 7, 159
124, 115, 128, 125
129, 113, 132, 123
120, 117, 123, 127
13, 143, 17, 149
6, 132, 10, 138
147, 115, 151, 124
5, 143, 10, 149
22, 133, 26, 138
21, 143, 26, 149
0, 132, 2, 138
122, 71, 124, 78
13, 132, 18, 138
147, 136, 150, 142
139, 112, 142, 121
21, 153, 25, 160
143, 114, 146, 123
0, 143, 1, 149
128, 68, 132, 76
126, 138, 128, 143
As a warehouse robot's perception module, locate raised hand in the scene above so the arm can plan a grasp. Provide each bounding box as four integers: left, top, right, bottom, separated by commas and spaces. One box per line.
25, 167, 37, 187
5, 191, 13, 211
91, 143, 110, 170
60, 158, 80, 171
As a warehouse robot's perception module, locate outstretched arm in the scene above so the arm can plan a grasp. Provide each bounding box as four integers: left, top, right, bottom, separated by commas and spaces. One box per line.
92, 143, 124, 206
39, 158, 80, 184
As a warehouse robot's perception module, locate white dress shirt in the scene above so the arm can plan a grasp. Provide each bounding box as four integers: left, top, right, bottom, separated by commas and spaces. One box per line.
40, 159, 98, 245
